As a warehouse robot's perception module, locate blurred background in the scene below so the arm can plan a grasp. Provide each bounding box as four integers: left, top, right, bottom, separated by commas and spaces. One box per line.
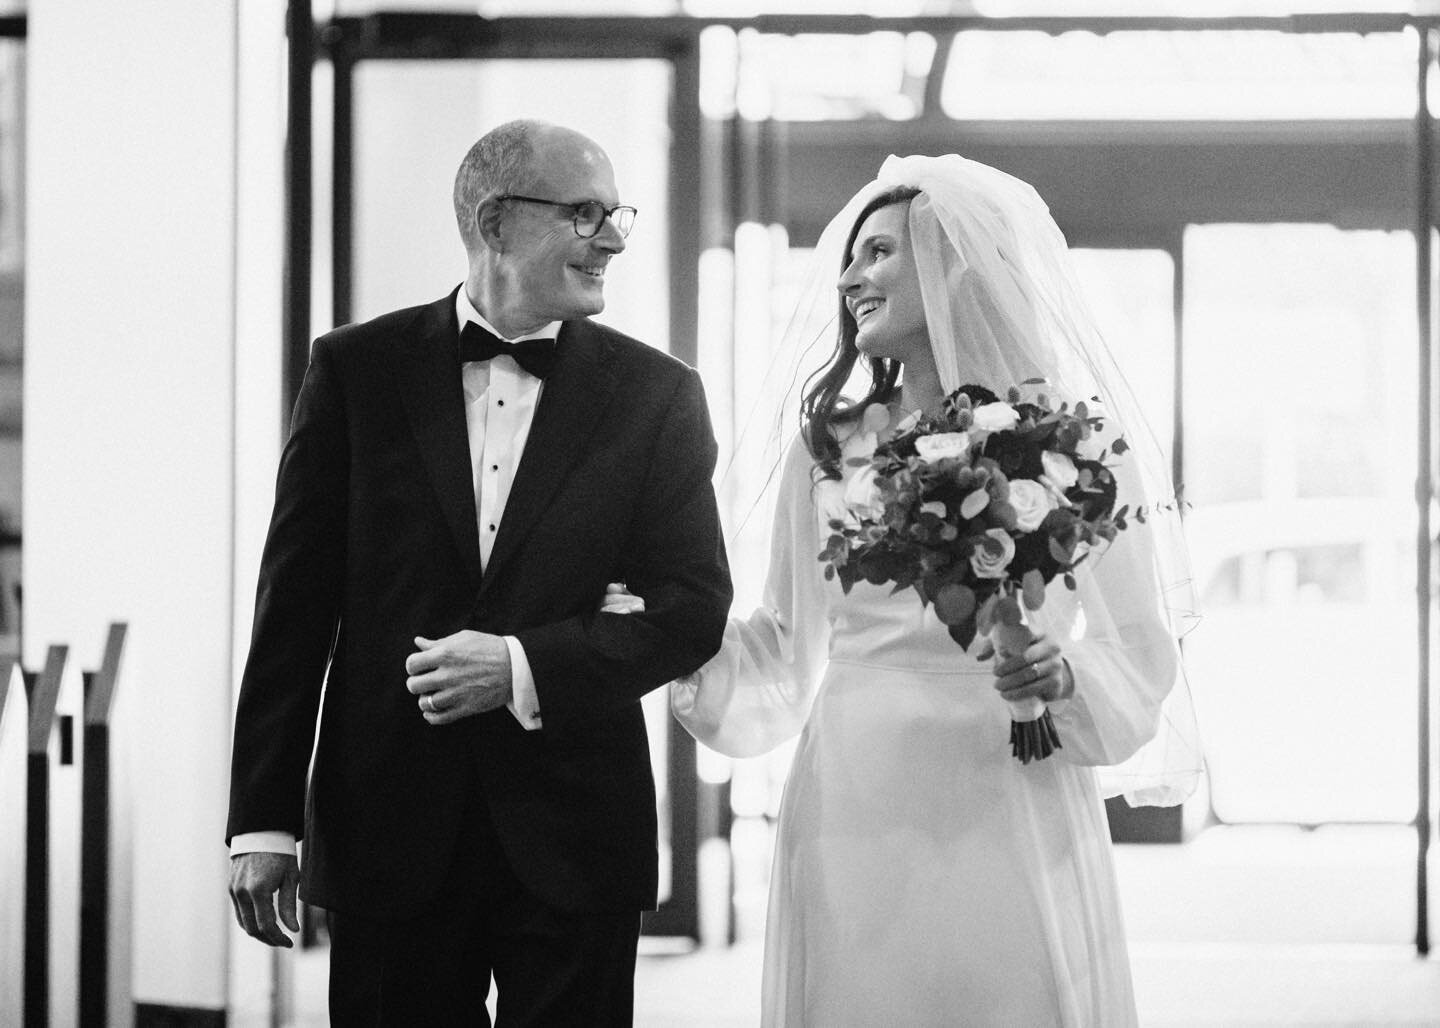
1, 0, 1439, 1025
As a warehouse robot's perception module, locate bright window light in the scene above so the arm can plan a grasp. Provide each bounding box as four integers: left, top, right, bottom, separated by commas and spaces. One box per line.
971, 0, 1414, 13
740, 32, 936, 121
942, 30, 1417, 120
686, 0, 928, 14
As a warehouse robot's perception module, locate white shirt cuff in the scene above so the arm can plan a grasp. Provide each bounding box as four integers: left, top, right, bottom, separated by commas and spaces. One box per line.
230, 831, 296, 857
505, 635, 542, 730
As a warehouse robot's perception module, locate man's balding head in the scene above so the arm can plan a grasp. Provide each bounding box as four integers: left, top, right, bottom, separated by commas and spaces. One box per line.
453, 120, 611, 255
456, 120, 625, 337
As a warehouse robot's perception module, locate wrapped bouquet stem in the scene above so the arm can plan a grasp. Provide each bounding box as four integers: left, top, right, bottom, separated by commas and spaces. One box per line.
989, 598, 1062, 765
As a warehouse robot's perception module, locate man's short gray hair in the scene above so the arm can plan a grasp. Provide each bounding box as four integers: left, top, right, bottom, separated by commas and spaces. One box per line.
453, 120, 537, 251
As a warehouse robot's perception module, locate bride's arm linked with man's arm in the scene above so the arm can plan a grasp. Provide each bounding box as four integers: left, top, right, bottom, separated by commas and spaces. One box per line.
603, 437, 830, 760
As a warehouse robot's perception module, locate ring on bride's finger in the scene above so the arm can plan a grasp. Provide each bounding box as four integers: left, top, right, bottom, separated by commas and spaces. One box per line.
422, 695, 434, 713
1031, 662, 1042, 681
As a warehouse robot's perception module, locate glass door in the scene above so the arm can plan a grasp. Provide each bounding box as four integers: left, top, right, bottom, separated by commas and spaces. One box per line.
1069, 225, 1423, 832
1181, 224, 1419, 825
1071, 229, 1422, 828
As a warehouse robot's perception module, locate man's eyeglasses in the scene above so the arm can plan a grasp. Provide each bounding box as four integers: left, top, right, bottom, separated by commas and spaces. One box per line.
497, 194, 638, 239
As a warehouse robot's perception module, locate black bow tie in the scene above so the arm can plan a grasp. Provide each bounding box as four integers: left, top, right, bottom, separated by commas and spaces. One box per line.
459, 322, 558, 380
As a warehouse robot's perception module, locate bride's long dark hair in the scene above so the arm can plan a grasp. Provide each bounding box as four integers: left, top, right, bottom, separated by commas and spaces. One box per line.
800, 186, 922, 480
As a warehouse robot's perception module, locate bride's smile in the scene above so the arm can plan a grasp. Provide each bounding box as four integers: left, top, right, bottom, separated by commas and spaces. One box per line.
838, 202, 929, 363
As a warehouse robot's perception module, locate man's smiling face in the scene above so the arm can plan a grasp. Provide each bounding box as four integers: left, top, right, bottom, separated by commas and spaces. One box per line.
495, 130, 627, 330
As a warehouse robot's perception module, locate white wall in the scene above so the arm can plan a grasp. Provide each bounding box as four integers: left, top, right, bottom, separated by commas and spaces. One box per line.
25, 1, 246, 1011
230, 0, 288, 1021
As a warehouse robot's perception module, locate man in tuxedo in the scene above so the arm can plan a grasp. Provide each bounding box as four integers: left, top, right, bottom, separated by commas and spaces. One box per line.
226, 119, 731, 1025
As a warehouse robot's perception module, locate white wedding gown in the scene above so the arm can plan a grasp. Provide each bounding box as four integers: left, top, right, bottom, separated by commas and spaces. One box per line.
674, 425, 1178, 1027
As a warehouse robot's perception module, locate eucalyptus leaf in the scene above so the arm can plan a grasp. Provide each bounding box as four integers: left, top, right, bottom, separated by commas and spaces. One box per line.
976, 593, 1000, 636
960, 488, 989, 519
1021, 569, 1046, 610
934, 582, 977, 626
991, 500, 1018, 532
948, 619, 977, 651
862, 402, 891, 435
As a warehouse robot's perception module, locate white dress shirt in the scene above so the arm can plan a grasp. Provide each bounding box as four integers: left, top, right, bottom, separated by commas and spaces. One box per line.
230, 288, 556, 858
456, 289, 553, 733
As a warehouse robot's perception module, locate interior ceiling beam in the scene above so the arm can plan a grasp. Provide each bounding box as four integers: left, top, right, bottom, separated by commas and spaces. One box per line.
780, 119, 1424, 245
321, 13, 701, 60
319, 11, 1432, 62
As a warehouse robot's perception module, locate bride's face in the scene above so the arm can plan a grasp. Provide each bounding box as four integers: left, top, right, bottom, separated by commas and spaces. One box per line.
838, 201, 930, 365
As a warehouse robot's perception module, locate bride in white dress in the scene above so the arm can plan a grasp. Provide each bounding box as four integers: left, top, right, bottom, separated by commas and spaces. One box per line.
610, 156, 1201, 1027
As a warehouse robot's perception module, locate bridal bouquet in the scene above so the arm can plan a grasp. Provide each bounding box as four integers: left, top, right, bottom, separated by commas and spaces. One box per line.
818, 382, 1139, 763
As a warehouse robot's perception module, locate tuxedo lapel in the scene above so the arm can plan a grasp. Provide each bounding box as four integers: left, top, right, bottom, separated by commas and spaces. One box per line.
396, 291, 483, 588
480, 319, 619, 595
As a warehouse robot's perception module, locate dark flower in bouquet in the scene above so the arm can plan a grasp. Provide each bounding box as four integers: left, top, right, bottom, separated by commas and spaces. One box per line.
817, 381, 1145, 763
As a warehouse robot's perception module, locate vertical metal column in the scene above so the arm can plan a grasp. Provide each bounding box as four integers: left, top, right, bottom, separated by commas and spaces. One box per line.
1414, 23, 1434, 960
23, 645, 69, 1028
646, 34, 705, 941
284, 0, 315, 426
668, 37, 703, 369
331, 39, 355, 330
1169, 237, 1186, 512
79, 623, 127, 1028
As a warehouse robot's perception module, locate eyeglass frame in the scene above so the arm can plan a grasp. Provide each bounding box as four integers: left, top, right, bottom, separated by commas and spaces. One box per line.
495, 193, 638, 239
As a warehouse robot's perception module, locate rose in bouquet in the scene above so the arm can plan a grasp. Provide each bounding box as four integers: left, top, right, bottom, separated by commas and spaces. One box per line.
818, 381, 1144, 763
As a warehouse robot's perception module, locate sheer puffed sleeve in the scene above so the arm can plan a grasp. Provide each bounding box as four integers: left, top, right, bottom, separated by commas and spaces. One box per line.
671, 437, 833, 758
1031, 518, 1181, 772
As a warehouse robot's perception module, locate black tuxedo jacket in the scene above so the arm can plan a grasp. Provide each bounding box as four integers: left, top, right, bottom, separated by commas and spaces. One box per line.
226, 289, 731, 919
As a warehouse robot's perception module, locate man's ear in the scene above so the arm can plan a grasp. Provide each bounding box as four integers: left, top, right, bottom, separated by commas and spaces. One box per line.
475, 198, 506, 253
